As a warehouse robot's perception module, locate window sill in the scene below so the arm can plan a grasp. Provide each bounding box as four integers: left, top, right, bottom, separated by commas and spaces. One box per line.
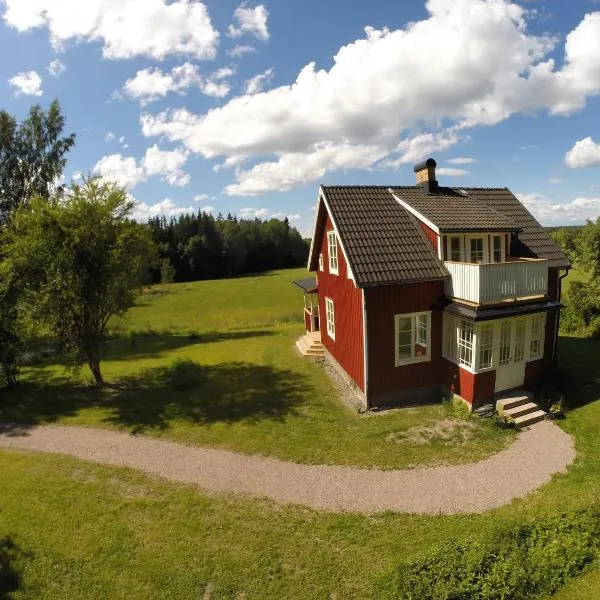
394, 355, 431, 368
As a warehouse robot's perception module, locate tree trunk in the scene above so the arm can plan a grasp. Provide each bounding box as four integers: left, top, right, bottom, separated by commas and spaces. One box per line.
87, 355, 104, 387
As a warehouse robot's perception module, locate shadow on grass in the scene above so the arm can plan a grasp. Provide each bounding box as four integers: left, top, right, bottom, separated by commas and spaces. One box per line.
0, 361, 308, 436
0, 537, 23, 599
557, 335, 600, 409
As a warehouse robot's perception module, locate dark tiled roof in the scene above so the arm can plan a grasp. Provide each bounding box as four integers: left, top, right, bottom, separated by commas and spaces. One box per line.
390, 186, 519, 232
322, 186, 449, 286
293, 277, 318, 293
463, 188, 570, 268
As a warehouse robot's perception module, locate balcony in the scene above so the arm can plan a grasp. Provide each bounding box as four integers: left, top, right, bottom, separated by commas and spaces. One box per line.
444, 258, 549, 306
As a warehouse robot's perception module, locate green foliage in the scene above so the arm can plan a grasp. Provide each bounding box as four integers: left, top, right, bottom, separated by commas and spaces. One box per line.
2, 177, 156, 385
0, 100, 75, 224
494, 413, 517, 429
575, 217, 600, 278
163, 358, 205, 391
563, 279, 600, 339
147, 211, 309, 283
549, 398, 566, 419
550, 228, 578, 263
450, 396, 471, 420
378, 508, 600, 600
159, 257, 176, 284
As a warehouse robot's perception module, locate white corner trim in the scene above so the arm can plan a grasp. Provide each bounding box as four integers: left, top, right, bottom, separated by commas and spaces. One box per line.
307, 187, 324, 270
388, 188, 440, 235
362, 288, 368, 396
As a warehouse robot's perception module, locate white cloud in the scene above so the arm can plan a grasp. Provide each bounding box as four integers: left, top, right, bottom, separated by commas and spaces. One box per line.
447, 157, 477, 165
200, 205, 215, 214
140, 1, 600, 195
3, 0, 219, 60
518, 192, 600, 224
47, 59, 65, 77
245, 68, 274, 95
228, 4, 269, 41
72, 170, 83, 182
228, 44, 255, 58
8, 70, 42, 96
549, 178, 564, 184
193, 193, 210, 202
93, 145, 191, 189
437, 167, 468, 177
122, 63, 232, 105
565, 137, 600, 169
105, 131, 115, 142
132, 198, 193, 221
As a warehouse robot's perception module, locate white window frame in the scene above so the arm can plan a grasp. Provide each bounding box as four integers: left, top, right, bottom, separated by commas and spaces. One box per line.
457, 319, 474, 368
477, 322, 494, 371
448, 235, 464, 262
319, 253, 323, 271
529, 313, 545, 360
491, 234, 505, 263
325, 297, 335, 340
467, 236, 486, 264
327, 231, 338, 275
394, 311, 432, 367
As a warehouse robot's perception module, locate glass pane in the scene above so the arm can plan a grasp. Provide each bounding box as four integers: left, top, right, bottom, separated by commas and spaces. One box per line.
450, 237, 461, 261
470, 238, 484, 263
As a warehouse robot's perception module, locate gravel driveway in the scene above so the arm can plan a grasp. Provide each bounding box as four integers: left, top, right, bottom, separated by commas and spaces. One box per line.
0, 421, 575, 514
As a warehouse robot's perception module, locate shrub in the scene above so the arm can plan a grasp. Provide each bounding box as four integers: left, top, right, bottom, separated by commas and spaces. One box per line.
164, 358, 204, 391
450, 396, 471, 421
494, 413, 516, 429
377, 508, 600, 600
549, 397, 566, 419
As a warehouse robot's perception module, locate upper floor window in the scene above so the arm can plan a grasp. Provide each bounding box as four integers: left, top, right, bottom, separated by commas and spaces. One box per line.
327, 231, 338, 274
394, 311, 431, 367
492, 235, 503, 263
450, 236, 463, 261
469, 238, 485, 263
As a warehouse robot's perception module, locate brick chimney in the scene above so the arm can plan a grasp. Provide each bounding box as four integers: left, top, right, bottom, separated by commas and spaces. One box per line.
414, 158, 438, 194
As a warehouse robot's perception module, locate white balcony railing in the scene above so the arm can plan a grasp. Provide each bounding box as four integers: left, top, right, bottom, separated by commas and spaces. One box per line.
444, 259, 549, 305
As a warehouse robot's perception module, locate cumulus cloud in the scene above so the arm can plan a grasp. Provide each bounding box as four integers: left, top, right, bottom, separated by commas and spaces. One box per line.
122, 63, 233, 105
193, 193, 210, 202
518, 192, 600, 224
2, 0, 219, 60
565, 137, 600, 169
244, 67, 274, 95
132, 198, 194, 221
93, 145, 190, 189
437, 167, 468, 177
200, 205, 215, 214
140, 1, 600, 195
447, 157, 477, 165
228, 44, 256, 58
8, 70, 42, 96
228, 4, 269, 41
47, 59, 65, 77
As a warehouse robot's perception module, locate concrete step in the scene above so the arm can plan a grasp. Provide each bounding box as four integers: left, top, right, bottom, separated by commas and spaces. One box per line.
503, 402, 540, 419
295, 336, 325, 358
514, 410, 546, 428
496, 394, 532, 412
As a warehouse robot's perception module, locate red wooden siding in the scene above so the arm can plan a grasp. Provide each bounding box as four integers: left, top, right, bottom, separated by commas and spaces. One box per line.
419, 222, 438, 254
365, 280, 445, 403
440, 360, 495, 406
317, 214, 365, 391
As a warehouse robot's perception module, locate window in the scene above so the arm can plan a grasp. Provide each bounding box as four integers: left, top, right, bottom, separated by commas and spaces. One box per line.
499, 320, 512, 366
469, 238, 485, 263
514, 319, 526, 362
478, 323, 494, 370
443, 313, 457, 361
492, 235, 503, 263
319, 253, 323, 271
457, 320, 474, 368
394, 311, 431, 366
530, 314, 544, 359
450, 236, 462, 261
325, 298, 335, 339
327, 231, 338, 274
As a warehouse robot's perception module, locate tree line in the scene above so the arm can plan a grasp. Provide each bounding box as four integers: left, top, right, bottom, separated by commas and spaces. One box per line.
550, 222, 600, 339
148, 212, 308, 284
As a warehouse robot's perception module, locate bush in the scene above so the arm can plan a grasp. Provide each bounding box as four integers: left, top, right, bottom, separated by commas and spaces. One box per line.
450, 396, 471, 421
164, 358, 204, 391
377, 508, 600, 600
494, 413, 517, 429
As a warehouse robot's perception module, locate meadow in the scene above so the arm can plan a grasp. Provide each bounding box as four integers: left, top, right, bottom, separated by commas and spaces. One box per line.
0, 268, 599, 598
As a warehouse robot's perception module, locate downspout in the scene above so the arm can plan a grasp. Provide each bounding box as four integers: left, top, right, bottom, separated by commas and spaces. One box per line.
554, 267, 571, 364
362, 288, 370, 409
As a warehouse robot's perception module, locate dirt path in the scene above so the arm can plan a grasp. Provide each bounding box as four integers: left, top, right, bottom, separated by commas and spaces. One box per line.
0, 421, 575, 514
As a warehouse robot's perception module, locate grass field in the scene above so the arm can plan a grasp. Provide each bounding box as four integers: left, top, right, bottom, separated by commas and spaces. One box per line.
0, 268, 599, 598
1, 268, 512, 470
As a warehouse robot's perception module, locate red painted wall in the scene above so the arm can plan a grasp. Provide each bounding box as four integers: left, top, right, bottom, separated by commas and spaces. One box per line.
317, 214, 365, 391
364, 280, 445, 403
441, 360, 495, 407
419, 222, 439, 254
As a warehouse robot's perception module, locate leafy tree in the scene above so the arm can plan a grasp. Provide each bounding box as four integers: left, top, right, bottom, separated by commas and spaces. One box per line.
0, 100, 75, 223
2, 177, 156, 386
575, 217, 600, 277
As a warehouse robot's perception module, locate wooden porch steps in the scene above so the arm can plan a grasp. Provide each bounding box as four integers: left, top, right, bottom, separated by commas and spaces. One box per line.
295, 332, 325, 358
496, 391, 547, 428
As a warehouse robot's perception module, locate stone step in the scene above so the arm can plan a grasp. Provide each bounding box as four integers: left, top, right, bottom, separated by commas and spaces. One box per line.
514, 410, 546, 428
503, 402, 541, 419
295, 337, 325, 358
496, 395, 532, 412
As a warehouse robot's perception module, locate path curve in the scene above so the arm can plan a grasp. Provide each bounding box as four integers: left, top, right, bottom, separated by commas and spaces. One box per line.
0, 422, 575, 514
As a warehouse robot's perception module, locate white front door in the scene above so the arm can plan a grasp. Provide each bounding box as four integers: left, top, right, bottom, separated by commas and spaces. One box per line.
494, 318, 527, 393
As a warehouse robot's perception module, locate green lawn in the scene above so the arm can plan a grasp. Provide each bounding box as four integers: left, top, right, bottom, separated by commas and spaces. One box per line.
1, 269, 600, 598
1, 268, 512, 470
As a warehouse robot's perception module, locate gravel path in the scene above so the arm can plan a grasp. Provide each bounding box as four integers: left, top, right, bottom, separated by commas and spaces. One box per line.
0, 421, 575, 515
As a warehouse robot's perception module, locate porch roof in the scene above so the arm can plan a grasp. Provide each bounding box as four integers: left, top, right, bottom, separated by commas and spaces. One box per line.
293, 277, 318, 294
444, 299, 562, 322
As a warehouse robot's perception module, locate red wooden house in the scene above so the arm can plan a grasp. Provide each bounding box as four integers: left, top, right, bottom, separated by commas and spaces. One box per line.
296, 158, 570, 411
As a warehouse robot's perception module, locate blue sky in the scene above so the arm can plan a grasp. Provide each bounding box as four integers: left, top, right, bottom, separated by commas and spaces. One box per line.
2, 0, 600, 234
